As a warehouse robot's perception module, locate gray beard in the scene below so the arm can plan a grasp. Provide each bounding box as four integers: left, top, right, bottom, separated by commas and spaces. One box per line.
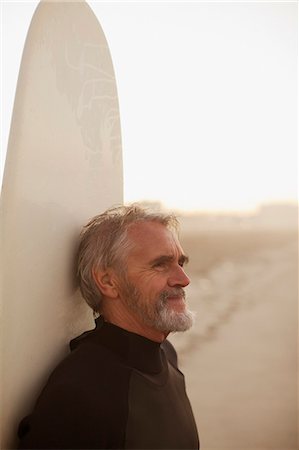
120, 281, 195, 333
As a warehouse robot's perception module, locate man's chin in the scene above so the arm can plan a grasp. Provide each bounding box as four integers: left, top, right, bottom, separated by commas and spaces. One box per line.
156, 307, 195, 333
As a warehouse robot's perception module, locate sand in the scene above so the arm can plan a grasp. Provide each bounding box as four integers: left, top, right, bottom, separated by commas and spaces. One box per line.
169, 229, 298, 450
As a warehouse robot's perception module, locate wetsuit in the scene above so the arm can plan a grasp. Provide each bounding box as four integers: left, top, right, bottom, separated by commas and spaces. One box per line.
18, 316, 199, 449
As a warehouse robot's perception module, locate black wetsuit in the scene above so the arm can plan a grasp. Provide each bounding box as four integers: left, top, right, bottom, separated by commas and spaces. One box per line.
18, 317, 199, 449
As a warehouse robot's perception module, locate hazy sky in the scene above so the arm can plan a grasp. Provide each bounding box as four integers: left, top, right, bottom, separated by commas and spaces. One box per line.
1, 1, 297, 212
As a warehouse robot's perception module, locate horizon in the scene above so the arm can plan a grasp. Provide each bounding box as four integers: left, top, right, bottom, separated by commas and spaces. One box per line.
134, 198, 298, 215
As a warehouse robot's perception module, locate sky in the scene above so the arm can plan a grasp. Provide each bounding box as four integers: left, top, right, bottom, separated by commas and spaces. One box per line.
1, 1, 298, 213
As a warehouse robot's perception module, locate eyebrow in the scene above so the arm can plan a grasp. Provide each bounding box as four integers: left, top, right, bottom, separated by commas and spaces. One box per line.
179, 254, 189, 265
150, 254, 189, 266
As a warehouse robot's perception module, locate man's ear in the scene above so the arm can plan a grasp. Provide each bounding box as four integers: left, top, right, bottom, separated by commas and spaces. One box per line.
92, 268, 119, 299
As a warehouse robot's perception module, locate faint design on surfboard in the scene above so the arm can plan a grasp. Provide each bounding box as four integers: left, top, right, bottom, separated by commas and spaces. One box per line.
33, 2, 121, 173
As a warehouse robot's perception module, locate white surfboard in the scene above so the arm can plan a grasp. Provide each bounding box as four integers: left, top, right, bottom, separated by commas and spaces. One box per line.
0, 1, 123, 447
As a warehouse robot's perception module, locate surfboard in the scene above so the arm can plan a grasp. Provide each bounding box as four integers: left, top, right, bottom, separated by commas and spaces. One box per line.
0, 1, 123, 447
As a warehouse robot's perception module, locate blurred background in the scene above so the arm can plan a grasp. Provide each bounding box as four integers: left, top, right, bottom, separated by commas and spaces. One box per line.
1, 1, 298, 449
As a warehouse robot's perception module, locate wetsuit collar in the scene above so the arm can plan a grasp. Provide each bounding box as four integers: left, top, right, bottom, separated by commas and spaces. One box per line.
70, 316, 165, 374
96, 316, 165, 374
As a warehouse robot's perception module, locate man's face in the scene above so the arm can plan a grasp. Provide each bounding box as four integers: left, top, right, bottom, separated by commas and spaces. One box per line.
116, 221, 194, 334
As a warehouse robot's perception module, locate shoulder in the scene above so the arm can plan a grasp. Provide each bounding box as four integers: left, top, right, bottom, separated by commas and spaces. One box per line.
19, 343, 132, 449
35, 340, 133, 413
43, 341, 132, 401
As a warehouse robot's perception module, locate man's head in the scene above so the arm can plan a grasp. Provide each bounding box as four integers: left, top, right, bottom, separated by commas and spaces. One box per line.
77, 204, 194, 339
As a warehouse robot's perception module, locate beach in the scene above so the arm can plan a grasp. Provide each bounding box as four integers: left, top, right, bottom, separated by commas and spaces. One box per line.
170, 226, 298, 450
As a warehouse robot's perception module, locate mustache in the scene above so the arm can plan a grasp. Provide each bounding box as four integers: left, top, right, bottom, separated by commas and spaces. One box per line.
160, 288, 186, 302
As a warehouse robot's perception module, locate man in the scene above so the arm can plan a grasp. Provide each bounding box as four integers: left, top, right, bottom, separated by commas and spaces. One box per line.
18, 204, 199, 449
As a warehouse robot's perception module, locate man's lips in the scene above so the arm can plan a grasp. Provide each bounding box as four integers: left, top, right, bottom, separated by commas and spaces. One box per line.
159, 289, 187, 309
167, 295, 185, 302
162, 288, 186, 300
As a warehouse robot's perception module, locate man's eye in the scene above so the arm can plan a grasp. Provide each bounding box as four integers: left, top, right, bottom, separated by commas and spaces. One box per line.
179, 257, 188, 267
153, 262, 167, 269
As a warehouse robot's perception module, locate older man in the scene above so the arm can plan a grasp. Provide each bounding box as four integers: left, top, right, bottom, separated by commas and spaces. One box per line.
18, 205, 199, 449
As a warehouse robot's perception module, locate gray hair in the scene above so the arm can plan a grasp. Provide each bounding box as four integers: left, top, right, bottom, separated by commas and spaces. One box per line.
77, 204, 179, 313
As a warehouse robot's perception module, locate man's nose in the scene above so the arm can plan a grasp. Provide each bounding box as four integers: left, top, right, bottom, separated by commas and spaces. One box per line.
168, 265, 190, 288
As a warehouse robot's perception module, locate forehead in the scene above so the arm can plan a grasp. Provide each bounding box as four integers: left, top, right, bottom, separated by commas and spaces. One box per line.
126, 220, 183, 260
